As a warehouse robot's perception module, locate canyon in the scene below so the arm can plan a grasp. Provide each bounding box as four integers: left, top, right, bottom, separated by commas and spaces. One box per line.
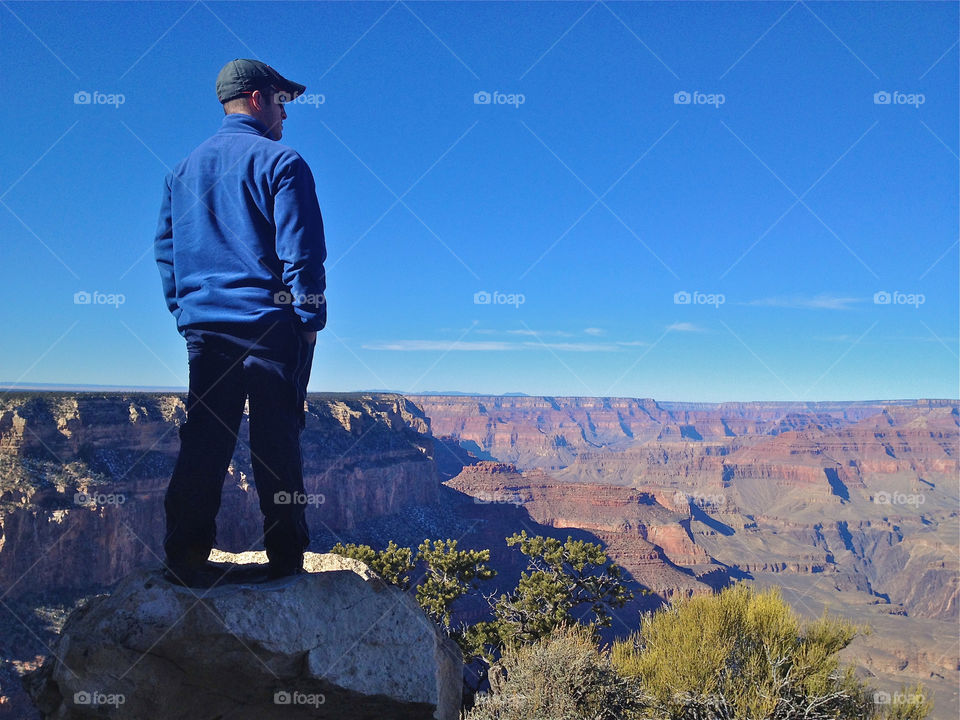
0, 392, 957, 719
412, 394, 959, 719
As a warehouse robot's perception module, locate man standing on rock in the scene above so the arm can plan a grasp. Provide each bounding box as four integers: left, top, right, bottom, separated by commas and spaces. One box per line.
154, 59, 327, 587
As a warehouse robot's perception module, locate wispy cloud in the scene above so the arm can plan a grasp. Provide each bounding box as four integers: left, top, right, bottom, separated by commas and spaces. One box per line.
506, 329, 575, 337
666, 322, 704, 332
536, 341, 623, 352
743, 294, 863, 310
474, 328, 605, 338
362, 339, 625, 352
363, 340, 516, 351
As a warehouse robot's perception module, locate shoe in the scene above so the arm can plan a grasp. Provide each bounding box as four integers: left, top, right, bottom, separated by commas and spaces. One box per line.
164, 560, 276, 588
223, 563, 271, 584
162, 561, 228, 589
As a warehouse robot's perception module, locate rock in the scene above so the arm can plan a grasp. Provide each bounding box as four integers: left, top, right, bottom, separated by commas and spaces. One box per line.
25, 552, 462, 719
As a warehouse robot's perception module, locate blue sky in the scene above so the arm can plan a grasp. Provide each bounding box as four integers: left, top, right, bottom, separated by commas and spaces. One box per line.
1, 1, 957, 401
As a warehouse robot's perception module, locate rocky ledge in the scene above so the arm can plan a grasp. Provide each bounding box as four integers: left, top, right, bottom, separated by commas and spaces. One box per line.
25, 552, 462, 720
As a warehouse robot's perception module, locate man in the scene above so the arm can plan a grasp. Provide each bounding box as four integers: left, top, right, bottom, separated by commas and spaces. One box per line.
154, 59, 327, 588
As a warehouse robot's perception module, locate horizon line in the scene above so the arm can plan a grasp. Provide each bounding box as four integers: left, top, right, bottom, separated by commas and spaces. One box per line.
1, 382, 956, 405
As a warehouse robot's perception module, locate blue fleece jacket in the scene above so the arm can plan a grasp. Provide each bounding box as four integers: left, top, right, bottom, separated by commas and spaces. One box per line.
154, 113, 327, 335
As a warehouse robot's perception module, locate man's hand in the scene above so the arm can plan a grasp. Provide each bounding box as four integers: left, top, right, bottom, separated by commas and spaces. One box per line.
301, 330, 317, 344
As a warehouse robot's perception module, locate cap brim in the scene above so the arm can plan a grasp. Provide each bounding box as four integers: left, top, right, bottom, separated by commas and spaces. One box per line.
281, 80, 306, 100
267, 69, 306, 102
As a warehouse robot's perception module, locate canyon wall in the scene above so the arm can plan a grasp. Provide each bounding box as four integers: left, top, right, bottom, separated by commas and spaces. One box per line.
409, 395, 955, 470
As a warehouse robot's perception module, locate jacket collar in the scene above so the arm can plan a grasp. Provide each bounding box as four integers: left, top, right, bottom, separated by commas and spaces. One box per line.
218, 113, 274, 139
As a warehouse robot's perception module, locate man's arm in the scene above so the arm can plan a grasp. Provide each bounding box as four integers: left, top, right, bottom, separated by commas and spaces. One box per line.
273, 153, 327, 333
154, 172, 182, 330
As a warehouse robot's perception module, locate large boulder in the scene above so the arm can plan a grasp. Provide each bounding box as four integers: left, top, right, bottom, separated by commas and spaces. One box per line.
26, 551, 462, 719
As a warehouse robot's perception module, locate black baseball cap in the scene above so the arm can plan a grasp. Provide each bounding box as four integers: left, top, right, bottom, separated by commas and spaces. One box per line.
216, 59, 306, 104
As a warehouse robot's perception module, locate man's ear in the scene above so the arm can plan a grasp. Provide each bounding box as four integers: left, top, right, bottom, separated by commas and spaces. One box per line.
249, 89, 264, 112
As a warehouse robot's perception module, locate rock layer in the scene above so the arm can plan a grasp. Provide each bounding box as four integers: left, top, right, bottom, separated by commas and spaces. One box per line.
446, 462, 718, 599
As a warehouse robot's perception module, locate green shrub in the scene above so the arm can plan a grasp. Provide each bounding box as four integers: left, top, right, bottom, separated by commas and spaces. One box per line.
331, 538, 496, 656
874, 684, 933, 720
486, 532, 634, 649
610, 582, 930, 720
464, 624, 643, 720
330, 540, 415, 589
416, 539, 496, 630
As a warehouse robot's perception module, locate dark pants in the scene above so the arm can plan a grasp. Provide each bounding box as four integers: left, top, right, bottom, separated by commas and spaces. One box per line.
163, 320, 315, 572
